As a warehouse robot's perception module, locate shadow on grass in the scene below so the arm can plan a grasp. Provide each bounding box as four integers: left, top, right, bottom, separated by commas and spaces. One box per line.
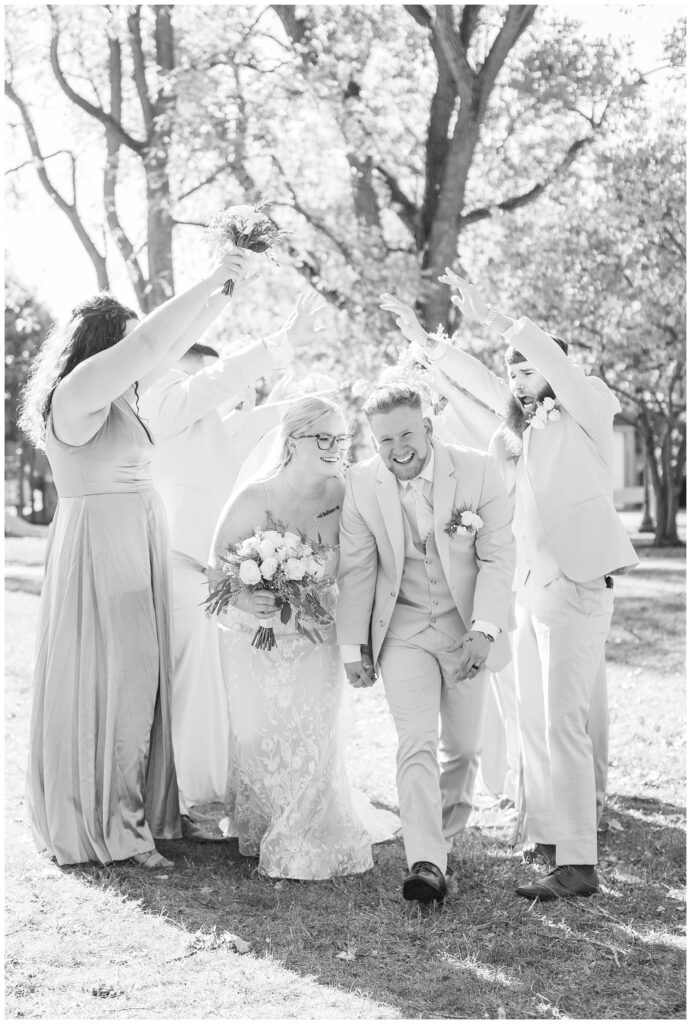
61, 793, 685, 1020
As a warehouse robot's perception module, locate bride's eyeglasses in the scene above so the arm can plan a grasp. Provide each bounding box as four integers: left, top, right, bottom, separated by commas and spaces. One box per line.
294, 432, 353, 451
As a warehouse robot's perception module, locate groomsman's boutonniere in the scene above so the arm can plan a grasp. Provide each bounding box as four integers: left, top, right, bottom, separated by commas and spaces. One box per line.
444, 507, 484, 538
529, 396, 561, 430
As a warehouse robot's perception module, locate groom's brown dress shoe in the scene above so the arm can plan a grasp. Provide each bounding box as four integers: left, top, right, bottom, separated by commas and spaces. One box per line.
522, 843, 557, 869
516, 864, 599, 901
403, 861, 447, 903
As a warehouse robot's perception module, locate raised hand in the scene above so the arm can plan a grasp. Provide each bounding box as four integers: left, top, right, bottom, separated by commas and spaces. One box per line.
380, 293, 430, 348
208, 247, 249, 291
438, 268, 489, 323
285, 290, 327, 350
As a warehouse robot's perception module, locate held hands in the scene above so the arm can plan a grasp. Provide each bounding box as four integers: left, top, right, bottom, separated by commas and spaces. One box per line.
285, 291, 327, 350
452, 630, 492, 682
344, 646, 377, 689
235, 588, 278, 620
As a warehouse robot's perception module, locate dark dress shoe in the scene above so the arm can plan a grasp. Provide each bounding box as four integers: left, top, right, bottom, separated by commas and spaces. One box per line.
516, 864, 599, 901
522, 843, 557, 868
180, 814, 224, 843
403, 861, 447, 903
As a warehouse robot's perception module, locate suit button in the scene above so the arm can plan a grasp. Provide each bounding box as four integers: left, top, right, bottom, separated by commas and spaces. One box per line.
432, 600, 438, 605
390, 591, 396, 597
379, 619, 385, 626
431, 617, 437, 624
430, 579, 437, 585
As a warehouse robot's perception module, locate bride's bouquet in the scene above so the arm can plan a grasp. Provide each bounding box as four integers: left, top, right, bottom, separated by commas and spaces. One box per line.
205, 200, 288, 296
205, 523, 335, 651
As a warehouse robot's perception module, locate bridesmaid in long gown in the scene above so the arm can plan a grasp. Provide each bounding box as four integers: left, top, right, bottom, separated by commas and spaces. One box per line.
19, 250, 246, 869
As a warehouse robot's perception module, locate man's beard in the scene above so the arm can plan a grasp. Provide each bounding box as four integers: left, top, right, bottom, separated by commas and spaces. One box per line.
500, 380, 557, 460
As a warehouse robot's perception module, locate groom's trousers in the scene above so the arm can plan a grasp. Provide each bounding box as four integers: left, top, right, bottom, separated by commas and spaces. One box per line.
379, 625, 489, 875
514, 572, 613, 867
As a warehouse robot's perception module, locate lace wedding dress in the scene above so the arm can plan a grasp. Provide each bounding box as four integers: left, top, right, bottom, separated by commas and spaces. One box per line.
216, 544, 395, 879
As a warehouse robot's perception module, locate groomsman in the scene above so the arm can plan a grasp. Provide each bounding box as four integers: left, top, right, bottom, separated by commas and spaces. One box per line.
139, 290, 324, 834
383, 277, 638, 899
337, 383, 515, 902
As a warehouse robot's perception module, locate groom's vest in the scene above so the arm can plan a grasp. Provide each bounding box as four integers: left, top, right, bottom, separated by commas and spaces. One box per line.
388, 498, 465, 642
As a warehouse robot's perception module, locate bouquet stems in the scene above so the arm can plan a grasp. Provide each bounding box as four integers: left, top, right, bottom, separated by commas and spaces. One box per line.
222, 278, 236, 297
251, 626, 277, 651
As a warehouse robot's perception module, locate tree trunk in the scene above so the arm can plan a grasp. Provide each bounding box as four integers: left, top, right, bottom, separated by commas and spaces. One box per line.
653, 427, 682, 546
421, 114, 481, 330
144, 150, 174, 312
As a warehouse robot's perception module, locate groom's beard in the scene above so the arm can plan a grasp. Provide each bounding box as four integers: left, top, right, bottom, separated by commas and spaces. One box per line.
500, 380, 557, 460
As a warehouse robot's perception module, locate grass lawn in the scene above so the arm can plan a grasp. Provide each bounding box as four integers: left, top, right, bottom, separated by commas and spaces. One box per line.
4, 526, 686, 1019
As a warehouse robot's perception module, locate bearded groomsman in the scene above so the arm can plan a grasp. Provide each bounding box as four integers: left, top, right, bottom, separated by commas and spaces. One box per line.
139, 290, 324, 835
337, 383, 515, 903
383, 276, 638, 899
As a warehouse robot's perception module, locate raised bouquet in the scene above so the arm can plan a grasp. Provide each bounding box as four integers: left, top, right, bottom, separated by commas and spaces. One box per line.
205, 522, 335, 651
205, 200, 288, 296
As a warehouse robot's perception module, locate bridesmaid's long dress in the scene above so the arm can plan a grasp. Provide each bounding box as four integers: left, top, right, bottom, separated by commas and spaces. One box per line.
26, 397, 181, 866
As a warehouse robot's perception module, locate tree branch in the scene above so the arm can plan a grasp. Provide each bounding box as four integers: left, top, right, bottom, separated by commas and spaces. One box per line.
104, 30, 147, 307
271, 155, 355, 262
48, 6, 144, 153
375, 163, 419, 238
5, 149, 75, 175
430, 6, 473, 105
5, 80, 108, 289
476, 6, 537, 117
459, 132, 593, 226
127, 6, 154, 135
403, 5, 433, 30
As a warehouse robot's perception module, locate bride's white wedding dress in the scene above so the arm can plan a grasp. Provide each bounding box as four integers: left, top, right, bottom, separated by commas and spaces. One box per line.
216, 543, 395, 879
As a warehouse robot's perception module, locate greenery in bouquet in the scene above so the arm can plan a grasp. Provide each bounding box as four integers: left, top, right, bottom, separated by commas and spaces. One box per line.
205, 200, 289, 296
205, 518, 335, 651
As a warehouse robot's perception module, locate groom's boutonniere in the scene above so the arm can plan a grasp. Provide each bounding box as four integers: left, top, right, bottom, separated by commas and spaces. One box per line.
529, 396, 561, 430
444, 506, 483, 538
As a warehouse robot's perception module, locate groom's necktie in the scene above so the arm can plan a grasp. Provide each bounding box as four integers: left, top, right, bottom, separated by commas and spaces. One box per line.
400, 476, 433, 545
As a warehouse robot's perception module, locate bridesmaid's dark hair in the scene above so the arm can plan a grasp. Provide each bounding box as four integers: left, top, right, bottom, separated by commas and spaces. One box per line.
18, 293, 138, 448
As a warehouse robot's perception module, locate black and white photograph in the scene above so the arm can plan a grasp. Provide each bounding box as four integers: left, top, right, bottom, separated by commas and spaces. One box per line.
4, 2, 686, 1019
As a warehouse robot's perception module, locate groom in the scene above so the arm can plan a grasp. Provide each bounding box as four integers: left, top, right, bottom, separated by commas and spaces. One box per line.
337, 383, 515, 903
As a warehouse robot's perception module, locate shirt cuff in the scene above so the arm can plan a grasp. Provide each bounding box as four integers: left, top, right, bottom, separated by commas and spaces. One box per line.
471, 620, 499, 640
263, 328, 294, 369
340, 645, 363, 663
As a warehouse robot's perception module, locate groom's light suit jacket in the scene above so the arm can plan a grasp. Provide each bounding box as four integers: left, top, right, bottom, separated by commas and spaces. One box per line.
336, 440, 515, 673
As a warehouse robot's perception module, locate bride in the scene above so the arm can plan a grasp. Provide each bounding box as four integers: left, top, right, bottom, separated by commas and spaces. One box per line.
209, 395, 390, 879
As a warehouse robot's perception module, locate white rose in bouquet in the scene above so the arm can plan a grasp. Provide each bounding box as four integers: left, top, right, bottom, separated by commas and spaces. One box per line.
237, 536, 260, 557
239, 559, 262, 585
285, 557, 308, 581
258, 537, 278, 561
260, 556, 279, 580
282, 532, 302, 551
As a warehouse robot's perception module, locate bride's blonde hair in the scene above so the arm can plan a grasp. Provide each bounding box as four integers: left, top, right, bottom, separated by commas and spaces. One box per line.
277, 396, 346, 470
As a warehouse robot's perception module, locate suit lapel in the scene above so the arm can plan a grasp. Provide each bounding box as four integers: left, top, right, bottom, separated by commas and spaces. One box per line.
375, 459, 405, 578
432, 441, 456, 581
